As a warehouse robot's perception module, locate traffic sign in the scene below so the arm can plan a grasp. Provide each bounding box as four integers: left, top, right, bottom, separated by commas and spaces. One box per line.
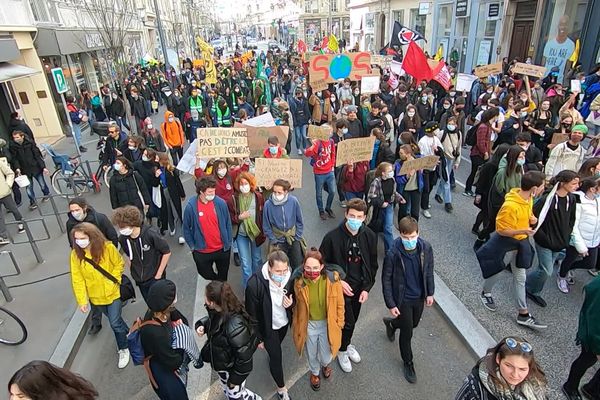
51, 67, 68, 94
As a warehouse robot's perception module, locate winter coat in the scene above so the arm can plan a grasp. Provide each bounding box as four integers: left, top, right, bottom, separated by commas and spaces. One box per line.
66, 207, 118, 248
0, 161, 14, 199
571, 191, 600, 253
227, 192, 266, 246
533, 191, 578, 251
454, 363, 500, 400
309, 95, 332, 124
291, 265, 345, 357
101, 132, 128, 167
130, 96, 148, 119
70, 242, 124, 306
8, 117, 35, 141
346, 118, 364, 138
182, 195, 232, 252
133, 160, 160, 195
289, 97, 310, 126
382, 237, 435, 309
9, 136, 45, 176
109, 97, 126, 118
577, 277, 600, 355
109, 170, 151, 211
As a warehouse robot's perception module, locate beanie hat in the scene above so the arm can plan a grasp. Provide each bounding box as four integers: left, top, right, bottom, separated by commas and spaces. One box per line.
424, 121, 439, 134
571, 124, 588, 135
345, 105, 358, 113
147, 280, 176, 312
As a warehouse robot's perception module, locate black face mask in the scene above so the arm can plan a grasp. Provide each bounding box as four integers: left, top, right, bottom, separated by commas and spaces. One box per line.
563, 123, 572, 131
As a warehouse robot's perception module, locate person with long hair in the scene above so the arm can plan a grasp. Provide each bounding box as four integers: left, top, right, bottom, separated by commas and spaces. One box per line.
398, 104, 422, 142
227, 172, 266, 287
109, 156, 151, 215
526, 99, 553, 152
245, 251, 294, 400
394, 144, 423, 222
291, 248, 345, 391
195, 281, 260, 400
370, 128, 395, 170
455, 337, 547, 400
156, 152, 186, 243
8, 360, 98, 400
578, 157, 600, 179
69, 222, 130, 369
465, 108, 500, 196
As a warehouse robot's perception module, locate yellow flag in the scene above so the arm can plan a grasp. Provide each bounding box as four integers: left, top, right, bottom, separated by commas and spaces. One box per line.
328, 34, 339, 52
434, 43, 444, 61
196, 37, 217, 84
568, 38, 580, 64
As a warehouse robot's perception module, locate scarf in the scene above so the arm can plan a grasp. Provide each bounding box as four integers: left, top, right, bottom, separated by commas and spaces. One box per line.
478, 356, 546, 400
238, 193, 260, 240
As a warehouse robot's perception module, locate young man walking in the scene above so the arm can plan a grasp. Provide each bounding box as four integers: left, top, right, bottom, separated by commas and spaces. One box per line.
381, 216, 434, 383
319, 199, 378, 373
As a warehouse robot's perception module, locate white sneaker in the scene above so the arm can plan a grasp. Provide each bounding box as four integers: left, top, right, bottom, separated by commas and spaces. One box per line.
557, 277, 569, 294
118, 349, 130, 369
178, 236, 185, 245
422, 210, 432, 219
297, 149, 303, 155
346, 344, 361, 363
169, 227, 176, 236
337, 351, 352, 372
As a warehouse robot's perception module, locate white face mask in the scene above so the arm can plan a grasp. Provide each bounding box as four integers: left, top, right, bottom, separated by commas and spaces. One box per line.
119, 227, 134, 236
217, 169, 227, 178
407, 112, 415, 117
273, 193, 285, 202
239, 184, 251, 194
75, 238, 90, 248
142, 155, 150, 162
71, 211, 85, 221
168, 117, 174, 122
147, 124, 153, 130
384, 171, 394, 179
204, 194, 215, 201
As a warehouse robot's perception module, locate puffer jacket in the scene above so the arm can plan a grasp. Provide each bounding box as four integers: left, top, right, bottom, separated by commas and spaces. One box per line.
571, 191, 600, 253
194, 311, 258, 386
291, 264, 345, 358
109, 170, 150, 211
9, 136, 45, 176
0, 160, 15, 198
70, 242, 124, 306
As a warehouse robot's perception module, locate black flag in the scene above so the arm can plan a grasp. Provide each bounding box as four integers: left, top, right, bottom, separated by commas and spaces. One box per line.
389, 21, 426, 47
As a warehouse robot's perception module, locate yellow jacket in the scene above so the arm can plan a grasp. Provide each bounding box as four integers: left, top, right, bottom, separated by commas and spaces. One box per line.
496, 188, 533, 240
70, 242, 124, 306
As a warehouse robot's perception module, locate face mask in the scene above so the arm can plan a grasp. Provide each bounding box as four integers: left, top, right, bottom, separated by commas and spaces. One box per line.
128, 145, 137, 151
520, 112, 528, 118
119, 227, 134, 236
384, 171, 394, 179
316, 92, 322, 98
421, 96, 428, 103
417, 87, 423, 92
519, 144, 530, 151
517, 159, 526, 166
447, 125, 456, 131
486, 89, 493, 94
75, 238, 90, 248
14, 138, 23, 144
401, 237, 418, 251
270, 273, 285, 283
113, 163, 122, 172
147, 124, 153, 130
303, 269, 321, 280
342, 128, 348, 134
142, 155, 150, 162
71, 211, 85, 221
513, 124, 520, 130
132, 94, 138, 99
330, 96, 336, 101
354, 90, 360, 95
344, 84, 350, 88
168, 117, 174, 122
449, 92, 456, 97
563, 123, 572, 131
269, 146, 278, 155
239, 184, 251, 194
217, 169, 227, 178
234, 88, 240, 92
443, 104, 450, 109
481, 105, 488, 111
204, 194, 215, 201
346, 217, 363, 231
407, 111, 415, 117
112, 94, 118, 99
272, 193, 287, 202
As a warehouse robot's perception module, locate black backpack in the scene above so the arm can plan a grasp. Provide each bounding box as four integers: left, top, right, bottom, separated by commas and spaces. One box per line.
465, 123, 480, 147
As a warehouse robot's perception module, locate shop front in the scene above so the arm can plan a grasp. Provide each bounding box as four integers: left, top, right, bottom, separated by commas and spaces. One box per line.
302, 18, 322, 46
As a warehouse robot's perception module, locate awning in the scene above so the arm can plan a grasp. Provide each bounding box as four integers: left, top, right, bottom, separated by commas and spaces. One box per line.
0, 62, 40, 83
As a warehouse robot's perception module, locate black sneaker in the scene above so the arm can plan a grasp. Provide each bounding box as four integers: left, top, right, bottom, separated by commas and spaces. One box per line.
79, 146, 88, 153
562, 384, 582, 400
526, 291, 547, 307
383, 317, 396, 342
233, 252, 241, 266
444, 203, 453, 213
462, 190, 474, 197
403, 362, 417, 383
434, 194, 443, 204
88, 324, 102, 335
516, 314, 548, 330
480, 292, 497, 312
0, 237, 10, 245
580, 383, 595, 399
326, 209, 335, 219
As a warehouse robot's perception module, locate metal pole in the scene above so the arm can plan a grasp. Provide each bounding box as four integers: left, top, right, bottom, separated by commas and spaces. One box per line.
328, 0, 332, 37
153, 0, 171, 73
48, 195, 66, 233
22, 221, 44, 264
187, 1, 196, 56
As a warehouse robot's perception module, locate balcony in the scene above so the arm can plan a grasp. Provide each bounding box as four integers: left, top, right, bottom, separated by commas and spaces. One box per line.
1, 0, 35, 27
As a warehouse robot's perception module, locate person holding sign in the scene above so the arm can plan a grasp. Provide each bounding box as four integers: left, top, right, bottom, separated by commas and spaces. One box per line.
394, 145, 423, 222
544, 124, 587, 178
263, 136, 289, 159
305, 137, 337, 220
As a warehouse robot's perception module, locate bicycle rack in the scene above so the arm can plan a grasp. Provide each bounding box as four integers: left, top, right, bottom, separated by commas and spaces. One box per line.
6, 218, 51, 264
36, 194, 74, 234
0, 251, 20, 302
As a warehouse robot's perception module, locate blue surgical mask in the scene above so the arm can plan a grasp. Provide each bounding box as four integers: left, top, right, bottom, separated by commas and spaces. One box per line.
270, 273, 285, 284
402, 237, 418, 251
346, 218, 363, 231
269, 146, 278, 155
342, 128, 349, 134
517, 159, 526, 166
113, 163, 122, 172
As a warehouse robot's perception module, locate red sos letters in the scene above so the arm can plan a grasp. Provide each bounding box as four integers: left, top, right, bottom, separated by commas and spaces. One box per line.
308, 52, 372, 83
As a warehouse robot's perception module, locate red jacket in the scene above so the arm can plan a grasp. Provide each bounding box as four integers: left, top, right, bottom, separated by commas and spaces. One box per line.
342, 161, 368, 193
471, 123, 491, 158
194, 165, 249, 203
262, 147, 286, 158
305, 138, 336, 175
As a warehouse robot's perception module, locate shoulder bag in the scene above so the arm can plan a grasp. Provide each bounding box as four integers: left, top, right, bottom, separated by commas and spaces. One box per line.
83, 256, 136, 302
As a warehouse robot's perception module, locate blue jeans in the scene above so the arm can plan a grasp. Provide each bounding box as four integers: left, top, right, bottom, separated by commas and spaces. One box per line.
144, 99, 152, 116
294, 124, 307, 152
26, 173, 50, 204
526, 244, 562, 295
314, 171, 336, 213
345, 191, 363, 200
237, 234, 263, 287
116, 116, 131, 132
435, 158, 453, 204
72, 123, 82, 148
382, 205, 394, 254
93, 298, 129, 350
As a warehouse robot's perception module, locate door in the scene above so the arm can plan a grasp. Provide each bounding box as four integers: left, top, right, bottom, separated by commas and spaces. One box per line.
509, 20, 534, 61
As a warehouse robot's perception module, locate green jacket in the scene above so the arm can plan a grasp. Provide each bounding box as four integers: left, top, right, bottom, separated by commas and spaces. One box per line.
577, 277, 600, 354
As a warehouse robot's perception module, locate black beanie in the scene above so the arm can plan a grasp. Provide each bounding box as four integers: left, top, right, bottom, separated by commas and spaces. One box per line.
424, 121, 439, 133
147, 280, 176, 312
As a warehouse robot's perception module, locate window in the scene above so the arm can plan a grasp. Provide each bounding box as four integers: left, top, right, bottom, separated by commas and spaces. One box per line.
409, 8, 426, 37
304, 0, 311, 13
392, 9, 404, 25
330, 0, 337, 12
436, 4, 452, 37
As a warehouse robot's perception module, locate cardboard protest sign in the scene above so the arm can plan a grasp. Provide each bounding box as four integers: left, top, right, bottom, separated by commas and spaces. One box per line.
371, 55, 393, 68
255, 158, 303, 188
310, 78, 328, 92
360, 75, 381, 94
235, 123, 289, 157
308, 52, 372, 84
398, 155, 439, 175
551, 132, 569, 145
335, 137, 376, 167
473, 62, 503, 78
456, 73, 478, 92
512, 63, 546, 78
571, 80, 581, 93
308, 124, 333, 141
196, 127, 250, 158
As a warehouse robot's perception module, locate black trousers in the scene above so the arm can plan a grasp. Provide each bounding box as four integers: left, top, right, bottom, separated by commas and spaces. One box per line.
565, 345, 600, 395
420, 170, 435, 210
340, 290, 363, 352
465, 155, 485, 192
390, 300, 425, 363
192, 249, 230, 281
398, 190, 421, 223
559, 246, 599, 278
263, 325, 288, 388
169, 146, 183, 165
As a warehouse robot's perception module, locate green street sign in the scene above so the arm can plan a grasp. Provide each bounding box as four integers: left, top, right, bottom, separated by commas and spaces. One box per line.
51, 67, 68, 94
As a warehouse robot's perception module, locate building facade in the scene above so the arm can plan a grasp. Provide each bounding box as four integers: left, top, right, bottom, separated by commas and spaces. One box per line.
299, 0, 350, 47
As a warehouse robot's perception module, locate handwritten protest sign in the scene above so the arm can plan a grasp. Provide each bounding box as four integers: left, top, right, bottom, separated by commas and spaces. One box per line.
474, 62, 503, 78
456, 73, 478, 92
308, 124, 333, 141
571, 80, 581, 93
196, 127, 250, 158
308, 52, 372, 84
335, 137, 376, 167
371, 55, 393, 68
235, 123, 289, 157
551, 132, 569, 145
310, 78, 328, 92
255, 158, 303, 188
398, 155, 440, 175
360, 75, 381, 94
512, 63, 547, 78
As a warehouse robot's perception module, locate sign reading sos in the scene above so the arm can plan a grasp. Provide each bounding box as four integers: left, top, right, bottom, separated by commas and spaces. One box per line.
308, 52, 372, 83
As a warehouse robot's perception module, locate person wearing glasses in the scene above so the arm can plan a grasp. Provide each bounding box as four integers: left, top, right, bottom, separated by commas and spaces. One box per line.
455, 337, 548, 400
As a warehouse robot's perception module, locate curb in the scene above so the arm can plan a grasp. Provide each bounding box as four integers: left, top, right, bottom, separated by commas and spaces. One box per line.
49, 308, 89, 368
188, 274, 212, 400
433, 272, 496, 358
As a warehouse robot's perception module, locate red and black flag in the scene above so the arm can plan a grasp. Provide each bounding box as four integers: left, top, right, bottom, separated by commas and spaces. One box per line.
390, 21, 426, 46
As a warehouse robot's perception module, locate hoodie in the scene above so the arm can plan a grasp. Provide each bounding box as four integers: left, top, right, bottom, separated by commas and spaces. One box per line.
262, 194, 304, 242
161, 111, 184, 148
118, 224, 170, 283
495, 188, 533, 240
305, 138, 336, 175
533, 191, 578, 251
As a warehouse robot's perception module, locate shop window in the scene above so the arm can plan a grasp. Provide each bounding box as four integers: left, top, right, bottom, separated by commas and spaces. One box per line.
409, 8, 426, 36
437, 4, 452, 37
36, 91, 47, 99
392, 10, 404, 25
330, 0, 338, 13
18, 92, 29, 105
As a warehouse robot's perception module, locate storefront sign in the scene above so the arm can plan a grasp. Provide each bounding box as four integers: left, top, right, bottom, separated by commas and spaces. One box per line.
512, 62, 547, 78
419, 2, 430, 15
473, 62, 503, 78
51, 68, 68, 94
85, 33, 104, 49
455, 0, 469, 17
336, 137, 376, 167
308, 52, 372, 84
487, 3, 500, 20
196, 128, 250, 158
255, 158, 303, 188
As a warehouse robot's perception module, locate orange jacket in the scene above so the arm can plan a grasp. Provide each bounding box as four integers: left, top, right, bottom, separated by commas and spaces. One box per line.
161, 111, 184, 148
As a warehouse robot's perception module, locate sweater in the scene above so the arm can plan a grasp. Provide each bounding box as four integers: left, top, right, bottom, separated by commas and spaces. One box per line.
471, 123, 492, 158
262, 195, 304, 242
533, 192, 578, 251
305, 139, 336, 175
182, 195, 232, 252
544, 141, 586, 178
495, 189, 533, 240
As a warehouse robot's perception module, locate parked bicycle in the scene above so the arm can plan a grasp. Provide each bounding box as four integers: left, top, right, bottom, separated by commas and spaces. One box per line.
0, 306, 27, 345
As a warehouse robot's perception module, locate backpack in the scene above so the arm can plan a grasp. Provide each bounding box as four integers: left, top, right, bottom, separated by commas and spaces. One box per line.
127, 317, 161, 366
465, 123, 480, 147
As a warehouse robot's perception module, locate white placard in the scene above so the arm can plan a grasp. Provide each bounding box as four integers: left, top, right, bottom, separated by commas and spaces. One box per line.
390, 60, 404, 76
176, 139, 208, 174
455, 73, 478, 92
360, 75, 381, 94
570, 79, 581, 93
243, 112, 275, 127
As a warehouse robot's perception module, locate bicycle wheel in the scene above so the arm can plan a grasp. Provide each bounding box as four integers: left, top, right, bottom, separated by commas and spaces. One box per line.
0, 307, 27, 345
103, 166, 114, 188
51, 168, 90, 197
